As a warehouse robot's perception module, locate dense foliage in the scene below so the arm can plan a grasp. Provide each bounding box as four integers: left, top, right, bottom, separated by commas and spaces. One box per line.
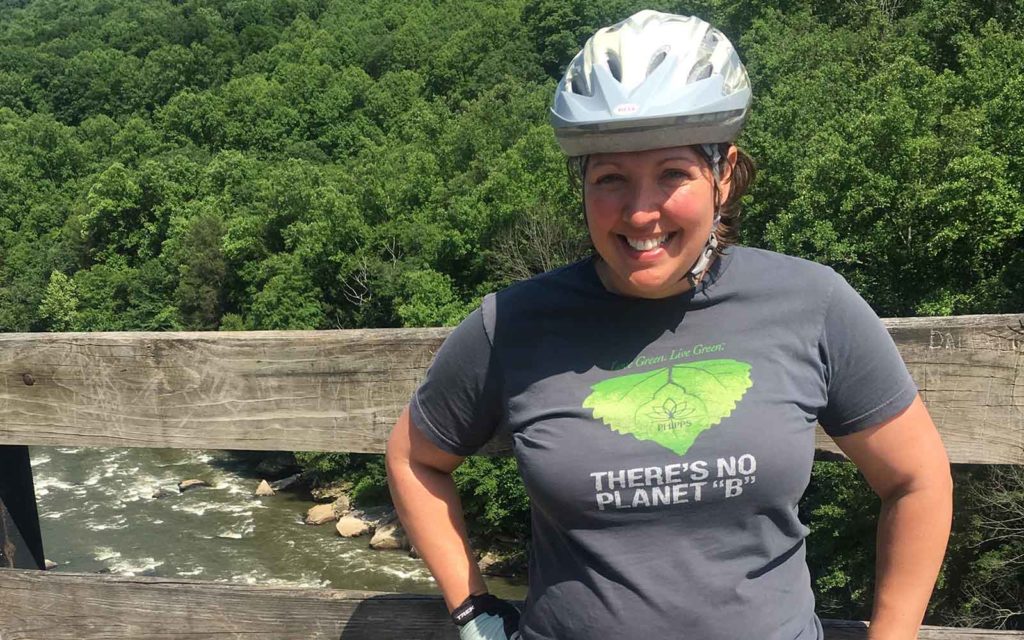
1, 0, 1021, 628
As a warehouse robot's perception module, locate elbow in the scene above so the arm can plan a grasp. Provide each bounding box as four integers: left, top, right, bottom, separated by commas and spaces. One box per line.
880, 464, 954, 507
384, 427, 407, 479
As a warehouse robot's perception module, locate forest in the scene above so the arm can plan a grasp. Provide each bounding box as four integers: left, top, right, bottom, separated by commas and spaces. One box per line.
0, 0, 1021, 628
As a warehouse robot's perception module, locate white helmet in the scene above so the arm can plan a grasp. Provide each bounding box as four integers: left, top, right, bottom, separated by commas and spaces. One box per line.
550, 10, 752, 156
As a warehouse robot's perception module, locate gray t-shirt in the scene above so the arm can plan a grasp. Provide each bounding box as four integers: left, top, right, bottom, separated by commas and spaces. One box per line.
411, 246, 917, 640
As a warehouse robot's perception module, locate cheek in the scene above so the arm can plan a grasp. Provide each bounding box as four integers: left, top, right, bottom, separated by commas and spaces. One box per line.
665, 187, 715, 224
583, 192, 619, 230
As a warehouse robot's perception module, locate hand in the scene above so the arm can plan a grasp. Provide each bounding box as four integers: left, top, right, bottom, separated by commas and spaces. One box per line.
451, 593, 521, 640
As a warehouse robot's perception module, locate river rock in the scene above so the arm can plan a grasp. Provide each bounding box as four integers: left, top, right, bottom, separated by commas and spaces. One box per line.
310, 480, 350, 502
305, 503, 338, 525
151, 487, 175, 499
348, 505, 396, 528
44, 559, 57, 570
369, 521, 409, 550
178, 479, 210, 493
336, 515, 373, 537
477, 552, 502, 574
269, 473, 303, 492
476, 546, 527, 577
409, 546, 420, 559
255, 480, 275, 496
330, 494, 351, 515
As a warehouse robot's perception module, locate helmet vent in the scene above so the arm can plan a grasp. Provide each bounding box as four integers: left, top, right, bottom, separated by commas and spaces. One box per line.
687, 62, 713, 83
570, 74, 591, 97
646, 47, 669, 77
606, 51, 622, 82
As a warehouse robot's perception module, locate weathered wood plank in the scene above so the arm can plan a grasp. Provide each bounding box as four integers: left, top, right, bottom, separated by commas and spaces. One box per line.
821, 619, 1024, 639
812, 314, 1024, 463
0, 568, 456, 640
0, 328, 452, 454
1, 314, 1021, 463
1, 570, 1019, 639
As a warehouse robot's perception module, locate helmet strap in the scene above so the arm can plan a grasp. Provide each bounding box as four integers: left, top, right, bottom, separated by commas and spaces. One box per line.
687, 144, 725, 286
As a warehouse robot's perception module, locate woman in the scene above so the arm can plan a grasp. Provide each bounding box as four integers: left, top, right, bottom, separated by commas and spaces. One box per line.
386, 10, 952, 640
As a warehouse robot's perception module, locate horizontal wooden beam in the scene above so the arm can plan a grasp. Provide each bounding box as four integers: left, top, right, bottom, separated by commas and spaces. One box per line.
0, 314, 1021, 463
1, 569, 1019, 639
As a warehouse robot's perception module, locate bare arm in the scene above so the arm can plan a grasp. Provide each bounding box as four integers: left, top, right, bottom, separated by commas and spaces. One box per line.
385, 405, 488, 612
833, 394, 953, 640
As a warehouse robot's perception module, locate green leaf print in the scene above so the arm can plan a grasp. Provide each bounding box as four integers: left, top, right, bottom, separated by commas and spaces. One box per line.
583, 359, 753, 456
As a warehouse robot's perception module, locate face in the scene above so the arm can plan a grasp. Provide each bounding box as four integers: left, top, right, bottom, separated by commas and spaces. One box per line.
584, 145, 734, 299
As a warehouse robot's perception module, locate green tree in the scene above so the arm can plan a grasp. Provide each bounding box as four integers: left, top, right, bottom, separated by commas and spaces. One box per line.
173, 209, 228, 330
37, 271, 78, 331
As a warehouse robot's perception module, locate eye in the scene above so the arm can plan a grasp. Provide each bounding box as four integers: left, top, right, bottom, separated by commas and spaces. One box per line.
662, 168, 691, 182
594, 173, 625, 186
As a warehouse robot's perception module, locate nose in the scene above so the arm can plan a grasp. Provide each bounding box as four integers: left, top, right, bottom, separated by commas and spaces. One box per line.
622, 180, 663, 227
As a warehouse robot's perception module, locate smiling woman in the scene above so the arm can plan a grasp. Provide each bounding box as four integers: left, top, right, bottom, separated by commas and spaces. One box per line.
584, 145, 732, 299
386, 9, 952, 640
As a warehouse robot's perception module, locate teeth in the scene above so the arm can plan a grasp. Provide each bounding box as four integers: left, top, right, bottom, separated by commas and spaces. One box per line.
626, 234, 668, 251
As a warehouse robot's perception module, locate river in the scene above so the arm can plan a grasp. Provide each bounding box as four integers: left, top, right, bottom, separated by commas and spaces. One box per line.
28, 446, 527, 600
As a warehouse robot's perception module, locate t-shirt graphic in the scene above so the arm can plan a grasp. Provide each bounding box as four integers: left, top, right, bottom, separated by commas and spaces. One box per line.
583, 358, 753, 456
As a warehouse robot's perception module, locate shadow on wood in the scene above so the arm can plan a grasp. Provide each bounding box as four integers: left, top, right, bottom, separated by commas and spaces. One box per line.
0, 445, 45, 570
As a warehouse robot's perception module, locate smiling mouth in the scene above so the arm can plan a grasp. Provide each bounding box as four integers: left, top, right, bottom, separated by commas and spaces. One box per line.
621, 232, 677, 252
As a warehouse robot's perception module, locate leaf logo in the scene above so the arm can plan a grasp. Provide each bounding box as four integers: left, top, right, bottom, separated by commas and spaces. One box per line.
583, 359, 752, 456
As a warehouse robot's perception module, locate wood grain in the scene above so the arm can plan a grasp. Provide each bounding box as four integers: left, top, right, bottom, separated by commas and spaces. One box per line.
1, 314, 1022, 463
1, 570, 1020, 639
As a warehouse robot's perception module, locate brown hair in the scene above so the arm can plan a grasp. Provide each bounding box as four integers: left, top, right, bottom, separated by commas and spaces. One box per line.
565, 144, 758, 253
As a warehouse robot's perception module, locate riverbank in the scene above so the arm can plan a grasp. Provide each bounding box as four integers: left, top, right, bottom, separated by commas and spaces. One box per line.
29, 446, 527, 600
251, 452, 531, 582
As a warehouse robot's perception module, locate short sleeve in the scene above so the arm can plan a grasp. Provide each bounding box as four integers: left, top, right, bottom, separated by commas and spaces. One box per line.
818, 271, 918, 437
409, 299, 504, 456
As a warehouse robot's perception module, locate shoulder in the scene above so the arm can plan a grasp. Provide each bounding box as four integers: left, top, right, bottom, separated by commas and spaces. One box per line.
486, 258, 597, 313
497, 258, 595, 297
725, 246, 843, 299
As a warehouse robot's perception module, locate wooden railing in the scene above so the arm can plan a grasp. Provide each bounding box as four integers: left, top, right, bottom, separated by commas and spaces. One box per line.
1, 313, 1022, 638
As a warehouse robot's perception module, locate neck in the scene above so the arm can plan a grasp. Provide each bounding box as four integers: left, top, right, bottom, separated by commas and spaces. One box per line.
592, 257, 701, 299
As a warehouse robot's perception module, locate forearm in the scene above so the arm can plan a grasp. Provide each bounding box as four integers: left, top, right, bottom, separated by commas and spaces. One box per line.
868, 482, 952, 639
387, 456, 487, 612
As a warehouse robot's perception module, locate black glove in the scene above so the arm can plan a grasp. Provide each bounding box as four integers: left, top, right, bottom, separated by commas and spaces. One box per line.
451, 593, 522, 640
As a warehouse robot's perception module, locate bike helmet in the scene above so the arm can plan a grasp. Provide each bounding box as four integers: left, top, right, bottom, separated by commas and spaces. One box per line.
550, 10, 751, 157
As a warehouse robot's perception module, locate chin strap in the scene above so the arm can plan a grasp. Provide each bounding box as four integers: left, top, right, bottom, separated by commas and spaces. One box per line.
687, 143, 724, 285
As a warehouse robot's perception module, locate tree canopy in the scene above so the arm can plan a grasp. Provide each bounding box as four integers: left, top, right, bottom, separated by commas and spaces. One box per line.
1, 0, 1021, 628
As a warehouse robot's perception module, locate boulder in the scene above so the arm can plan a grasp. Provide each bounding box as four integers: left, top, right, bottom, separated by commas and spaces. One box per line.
305, 503, 338, 525
336, 515, 373, 538
310, 480, 350, 502
330, 494, 351, 516
369, 521, 409, 551
178, 479, 210, 493
348, 505, 395, 528
475, 547, 527, 578
477, 552, 502, 575
255, 480, 275, 497
151, 488, 175, 499
269, 473, 303, 492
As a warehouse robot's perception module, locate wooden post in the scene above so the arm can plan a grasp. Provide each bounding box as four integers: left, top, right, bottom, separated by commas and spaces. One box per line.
0, 445, 45, 569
